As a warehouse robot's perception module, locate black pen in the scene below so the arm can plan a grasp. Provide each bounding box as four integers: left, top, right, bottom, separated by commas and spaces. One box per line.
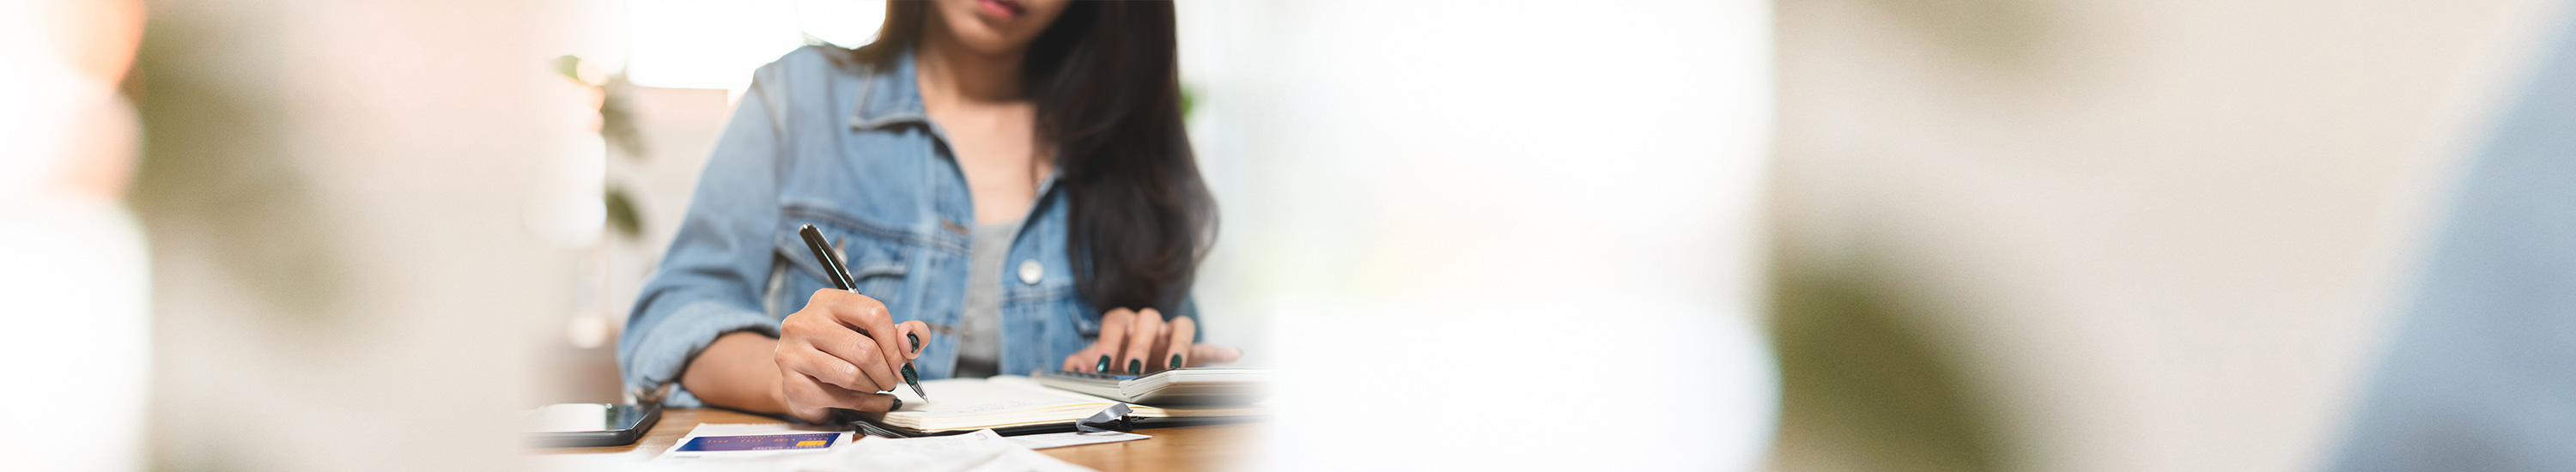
798, 224, 928, 400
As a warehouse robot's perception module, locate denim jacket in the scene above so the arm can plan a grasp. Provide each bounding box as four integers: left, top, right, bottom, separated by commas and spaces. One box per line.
618, 45, 1196, 408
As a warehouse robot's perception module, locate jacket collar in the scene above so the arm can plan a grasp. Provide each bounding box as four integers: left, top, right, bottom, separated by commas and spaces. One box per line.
848, 49, 929, 130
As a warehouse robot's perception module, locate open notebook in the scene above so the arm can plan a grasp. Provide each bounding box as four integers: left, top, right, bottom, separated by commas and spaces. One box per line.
866, 375, 1261, 436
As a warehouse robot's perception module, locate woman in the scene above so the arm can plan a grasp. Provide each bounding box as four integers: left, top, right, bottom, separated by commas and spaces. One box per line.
617, 0, 1236, 424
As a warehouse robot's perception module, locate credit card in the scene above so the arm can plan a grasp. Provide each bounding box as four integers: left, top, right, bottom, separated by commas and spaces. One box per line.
673, 433, 841, 451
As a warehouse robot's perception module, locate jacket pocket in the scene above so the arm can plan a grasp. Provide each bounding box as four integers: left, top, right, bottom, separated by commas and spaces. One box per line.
774, 204, 920, 306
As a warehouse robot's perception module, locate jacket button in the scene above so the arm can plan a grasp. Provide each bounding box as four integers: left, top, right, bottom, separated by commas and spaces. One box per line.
1018, 259, 1043, 285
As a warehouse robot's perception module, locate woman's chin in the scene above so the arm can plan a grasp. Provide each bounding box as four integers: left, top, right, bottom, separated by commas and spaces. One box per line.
948, 35, 1023, 57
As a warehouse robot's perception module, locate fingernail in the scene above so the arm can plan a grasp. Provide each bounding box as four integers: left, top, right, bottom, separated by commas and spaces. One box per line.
1171, 354, 1183, 370
890, 397, 902, 411
1128, 359, 1143, 373
902, 363, 920, 384
1097, 354, 1110, 372
908, 333, 921, 354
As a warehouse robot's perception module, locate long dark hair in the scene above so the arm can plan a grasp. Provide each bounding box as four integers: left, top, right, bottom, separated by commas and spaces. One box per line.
856, 1, 1213, 313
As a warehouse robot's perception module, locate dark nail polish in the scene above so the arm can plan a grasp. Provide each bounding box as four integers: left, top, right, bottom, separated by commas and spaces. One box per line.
1128, 359, 1142, 373
890, 397, 902, 411
908, 333, 921, 353
902, 363, 919, 384
1171, 354, 1183, 370
1097, 354, 1111, 372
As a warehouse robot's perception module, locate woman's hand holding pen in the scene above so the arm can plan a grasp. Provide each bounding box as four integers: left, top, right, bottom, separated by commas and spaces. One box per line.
1061, 307, 1242, 375
772, 288, 929, 423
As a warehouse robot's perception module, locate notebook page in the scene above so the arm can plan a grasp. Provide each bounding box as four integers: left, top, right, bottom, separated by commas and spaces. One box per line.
883, 376, 1117, 431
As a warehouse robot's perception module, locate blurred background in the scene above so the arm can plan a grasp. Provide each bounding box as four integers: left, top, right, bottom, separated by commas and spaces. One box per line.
2, 0, 2567, 470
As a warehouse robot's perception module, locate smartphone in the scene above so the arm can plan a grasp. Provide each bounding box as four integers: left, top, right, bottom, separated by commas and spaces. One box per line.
528, 402, 660, 447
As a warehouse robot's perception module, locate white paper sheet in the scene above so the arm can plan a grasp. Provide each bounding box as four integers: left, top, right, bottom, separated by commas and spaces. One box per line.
641, 424, 1101, 472
796, 430, 1095, 472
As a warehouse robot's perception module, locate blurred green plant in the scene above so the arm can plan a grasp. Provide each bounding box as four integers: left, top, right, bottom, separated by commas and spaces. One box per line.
551, 54, 646, 240
130, 14, 353, 325
602, 186, 643, 240
1769, 259, 2010, 472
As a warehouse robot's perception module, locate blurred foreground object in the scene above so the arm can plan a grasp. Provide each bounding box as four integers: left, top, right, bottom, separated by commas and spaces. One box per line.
126, 0, 586, 469
0, 1, 149, 470
1771, 0, 2559, 469
2329, 8, 2576, 471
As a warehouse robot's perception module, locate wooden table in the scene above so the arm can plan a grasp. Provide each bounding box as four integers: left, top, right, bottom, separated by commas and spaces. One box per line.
534, 408, 1262, 471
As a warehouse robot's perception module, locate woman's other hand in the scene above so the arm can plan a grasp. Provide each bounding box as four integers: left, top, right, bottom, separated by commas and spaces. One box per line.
1060, 307, 1242, 374
772, 288, 927, 422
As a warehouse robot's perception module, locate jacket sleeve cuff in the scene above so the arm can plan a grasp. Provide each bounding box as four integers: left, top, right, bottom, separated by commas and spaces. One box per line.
623, 301, 778, 408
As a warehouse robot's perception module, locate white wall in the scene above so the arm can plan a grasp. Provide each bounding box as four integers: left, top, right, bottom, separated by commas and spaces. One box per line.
1176, 1, 1780, 469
